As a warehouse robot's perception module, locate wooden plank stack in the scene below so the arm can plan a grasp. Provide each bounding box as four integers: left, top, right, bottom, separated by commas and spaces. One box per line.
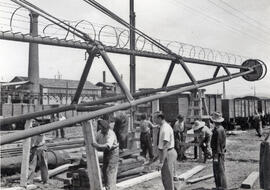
65, 150, 145, 189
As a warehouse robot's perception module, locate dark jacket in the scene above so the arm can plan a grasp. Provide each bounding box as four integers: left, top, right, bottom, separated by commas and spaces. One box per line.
211, 125, 226, 155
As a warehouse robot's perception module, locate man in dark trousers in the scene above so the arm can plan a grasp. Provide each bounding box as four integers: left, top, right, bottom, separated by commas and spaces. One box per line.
173, 114, 187, 161
92, 120, 119, 190
140, 114, 155, 161
28, 119, 49, 184
210, 112, 227, 190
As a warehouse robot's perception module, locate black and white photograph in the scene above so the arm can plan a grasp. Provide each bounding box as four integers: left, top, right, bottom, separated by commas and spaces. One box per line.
0, 0, 270, 189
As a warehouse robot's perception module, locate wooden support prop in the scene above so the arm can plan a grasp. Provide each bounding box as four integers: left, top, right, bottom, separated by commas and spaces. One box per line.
82, 121, 103, 190
20, 120, 32, 186
116, 171, 160, 189
186, 174, 214, 184
241, 171, 259, 189
176, 165, 206, 181
34, 163, 74, 181
1, 184, 37, 190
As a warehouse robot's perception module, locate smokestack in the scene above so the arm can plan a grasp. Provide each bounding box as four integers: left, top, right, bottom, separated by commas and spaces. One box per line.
28, 12, 39, 104
103, 71, 106, 83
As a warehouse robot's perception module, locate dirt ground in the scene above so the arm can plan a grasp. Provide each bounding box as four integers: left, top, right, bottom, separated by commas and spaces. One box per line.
1, 126, 269, 190
128, 126, 270, 190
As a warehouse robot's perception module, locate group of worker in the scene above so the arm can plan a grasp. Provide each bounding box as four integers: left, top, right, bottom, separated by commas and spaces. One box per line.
137, 112, 227, 190
27, 111, 227, 190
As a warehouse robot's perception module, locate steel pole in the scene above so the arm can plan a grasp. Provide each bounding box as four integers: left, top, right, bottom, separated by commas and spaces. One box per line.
0, 70, 252, 145
162, 61, 176, 87
129, 0, 136, 93
99, 49, 134, 101
72, 48, 97, 104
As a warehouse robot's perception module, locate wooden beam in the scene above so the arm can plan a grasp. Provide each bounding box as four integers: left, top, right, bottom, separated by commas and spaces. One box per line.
20, 120, 32, 186
116, 171, 160, 189
241, 171, 259, 189
1, 185, 37, 190
186, 174, 214, 184
176, 165, 206, 181
34, 163, 74, 181
82, 121, 103, 190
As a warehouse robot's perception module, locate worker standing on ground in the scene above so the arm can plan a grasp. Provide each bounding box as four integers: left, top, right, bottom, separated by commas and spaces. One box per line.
28, 119, 49, 184
156, 113, 177, 190
210, 112, 227, 190
173, 114, 187, 161
192, 120, 212, 163
58, 113, 66, 138
92, 120, 119, 190
253, 111, 262, 137
113, 112, 128, 152
140, 114, 155, 161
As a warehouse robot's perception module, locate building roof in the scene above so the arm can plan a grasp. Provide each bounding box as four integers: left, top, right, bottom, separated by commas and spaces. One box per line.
10, 76, 101, 90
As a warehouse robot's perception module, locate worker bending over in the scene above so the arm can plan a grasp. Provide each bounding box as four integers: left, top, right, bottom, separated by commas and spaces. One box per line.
192, 120, 212, 163
92, 120, 119, 190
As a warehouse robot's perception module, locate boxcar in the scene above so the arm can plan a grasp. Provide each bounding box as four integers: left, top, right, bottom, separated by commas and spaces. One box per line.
222, 96, 270, 130
159, 93, 222, 122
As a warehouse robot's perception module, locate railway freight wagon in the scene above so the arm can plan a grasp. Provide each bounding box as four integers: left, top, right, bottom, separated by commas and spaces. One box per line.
222, 96, 270, 130
159, 93, 222, 123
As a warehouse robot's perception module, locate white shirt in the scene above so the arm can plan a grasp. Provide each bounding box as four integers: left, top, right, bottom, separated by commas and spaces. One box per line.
96, 129, 118, 149
174, 120, 185, 133
158, 121, 175, 150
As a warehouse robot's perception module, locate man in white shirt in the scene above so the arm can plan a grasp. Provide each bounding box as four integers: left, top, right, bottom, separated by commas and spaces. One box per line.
156, 113, 177, 190
92, 120, 119, 190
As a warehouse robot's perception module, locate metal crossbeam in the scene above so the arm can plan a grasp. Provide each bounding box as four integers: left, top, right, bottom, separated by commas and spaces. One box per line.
0, 31, 249, 70
0, 69, 252, 145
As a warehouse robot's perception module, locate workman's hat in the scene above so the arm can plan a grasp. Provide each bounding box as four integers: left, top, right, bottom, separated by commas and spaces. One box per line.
192, 120, 205, 131
210, 112, 224, 123
177, 114, 184, 120
99, 119, 110, 129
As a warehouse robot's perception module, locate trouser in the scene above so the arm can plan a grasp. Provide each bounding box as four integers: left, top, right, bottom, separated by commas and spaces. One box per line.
213, 154, 227, 189
255, 122, 262, 137
28, 146, 49, 183
103, 148, 119, 190
161, 148, 177, 190
54, 128, 65, 138
140, 132, 154, 159
174, 132, 186, 160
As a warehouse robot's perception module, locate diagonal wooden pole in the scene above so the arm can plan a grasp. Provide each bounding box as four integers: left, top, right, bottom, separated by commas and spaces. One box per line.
82, 121, 103, 190
20, 120, 32, 186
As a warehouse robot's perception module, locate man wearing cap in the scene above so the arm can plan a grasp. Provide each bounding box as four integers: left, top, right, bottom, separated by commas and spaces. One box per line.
156, 113, 177, 190
192, 120, 212, 163
173, 114, 187, 161
92, 120, 119, 190
210, 112, 227, 190
28, 119, 49, 184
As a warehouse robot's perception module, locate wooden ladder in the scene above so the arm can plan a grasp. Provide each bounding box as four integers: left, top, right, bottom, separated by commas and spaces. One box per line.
186, 89, 210, 123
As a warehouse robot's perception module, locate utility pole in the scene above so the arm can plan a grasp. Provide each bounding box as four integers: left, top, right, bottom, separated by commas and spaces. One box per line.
223, 81, 226, 99
129, 0, 136, 141
28, 12, 40, 104
129, 0, 136, 93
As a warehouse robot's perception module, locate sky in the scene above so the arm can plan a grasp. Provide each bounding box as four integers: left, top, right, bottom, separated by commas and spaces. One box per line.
0, 0, 269, 98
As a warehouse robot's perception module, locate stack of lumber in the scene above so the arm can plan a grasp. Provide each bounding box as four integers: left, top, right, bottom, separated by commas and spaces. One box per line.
65, 149, 145, 189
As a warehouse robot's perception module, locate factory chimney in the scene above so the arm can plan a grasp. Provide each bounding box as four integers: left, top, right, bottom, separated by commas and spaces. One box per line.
28, 12, 40, 104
